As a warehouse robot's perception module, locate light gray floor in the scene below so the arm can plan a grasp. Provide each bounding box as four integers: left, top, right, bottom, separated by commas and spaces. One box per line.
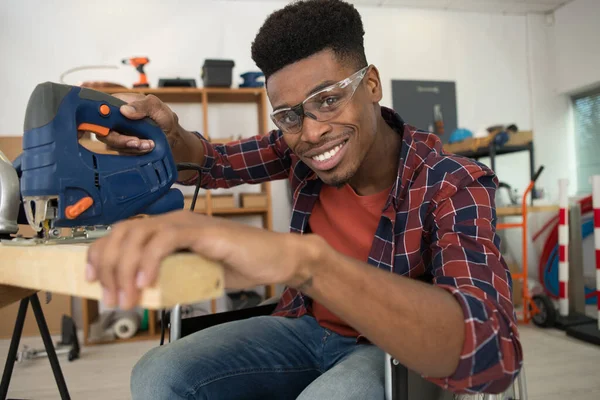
1, 324, 599, 399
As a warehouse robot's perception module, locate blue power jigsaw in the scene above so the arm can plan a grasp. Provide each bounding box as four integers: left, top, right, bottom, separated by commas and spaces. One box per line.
11, 81, 184, 242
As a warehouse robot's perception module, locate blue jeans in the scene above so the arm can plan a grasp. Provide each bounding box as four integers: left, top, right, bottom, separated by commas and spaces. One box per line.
131, 314, 385, 399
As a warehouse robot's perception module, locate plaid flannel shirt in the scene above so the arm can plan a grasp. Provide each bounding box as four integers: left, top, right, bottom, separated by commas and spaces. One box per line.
185, 107, 523, 394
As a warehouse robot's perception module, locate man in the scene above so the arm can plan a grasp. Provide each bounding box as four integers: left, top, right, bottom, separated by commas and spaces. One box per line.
85, 0, 523, 398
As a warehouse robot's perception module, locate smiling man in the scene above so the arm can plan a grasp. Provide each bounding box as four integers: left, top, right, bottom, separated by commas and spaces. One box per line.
85, 0, 523, 399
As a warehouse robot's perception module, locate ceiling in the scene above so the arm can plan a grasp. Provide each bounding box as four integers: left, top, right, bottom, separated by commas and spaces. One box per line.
347, 0, 572, 14
245, 0, 574, 14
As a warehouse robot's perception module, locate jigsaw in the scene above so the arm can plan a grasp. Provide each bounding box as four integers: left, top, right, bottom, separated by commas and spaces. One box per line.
0, 81, 184, 244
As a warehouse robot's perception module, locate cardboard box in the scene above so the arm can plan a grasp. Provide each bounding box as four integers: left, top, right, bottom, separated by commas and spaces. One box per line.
0, 292, 72, 339
211, 194, 236, 209
0, 136, 23, 161
241, 193, 268, 208
184, 196, 207, 212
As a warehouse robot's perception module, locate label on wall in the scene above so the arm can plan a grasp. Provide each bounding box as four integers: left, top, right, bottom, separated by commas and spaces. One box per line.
391, 80, 458, 144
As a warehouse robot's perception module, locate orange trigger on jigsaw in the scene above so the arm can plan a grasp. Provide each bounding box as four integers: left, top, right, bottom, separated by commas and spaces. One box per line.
77, 123, 110, 137
65, 196, 94, 219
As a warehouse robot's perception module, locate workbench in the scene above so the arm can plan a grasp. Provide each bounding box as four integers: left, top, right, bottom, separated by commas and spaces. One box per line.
0, 243, 224, 400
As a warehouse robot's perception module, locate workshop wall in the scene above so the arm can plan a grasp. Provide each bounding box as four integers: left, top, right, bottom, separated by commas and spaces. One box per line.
554, 0, 600, 96
0, 0, 542, 233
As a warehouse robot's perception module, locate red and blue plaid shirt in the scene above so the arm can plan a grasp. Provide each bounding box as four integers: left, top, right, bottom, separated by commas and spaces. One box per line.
186, 107, 523, 394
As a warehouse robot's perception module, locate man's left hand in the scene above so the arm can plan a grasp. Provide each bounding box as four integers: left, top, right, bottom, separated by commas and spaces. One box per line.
85, 210, 318, 309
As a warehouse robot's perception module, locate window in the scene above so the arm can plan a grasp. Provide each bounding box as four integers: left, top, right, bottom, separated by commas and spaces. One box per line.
573, 88, 600, 195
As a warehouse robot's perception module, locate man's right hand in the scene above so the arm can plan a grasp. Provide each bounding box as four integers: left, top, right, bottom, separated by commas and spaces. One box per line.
81, 92, 205, 182
82, 93, 183, 155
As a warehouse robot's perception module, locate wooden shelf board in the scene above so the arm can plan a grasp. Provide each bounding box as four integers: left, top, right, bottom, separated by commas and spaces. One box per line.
96, 87, 264, 103
206, 88, 264, 103
451, 143, 532, 159
497, 204, 559, 217
212, 207, 269, 216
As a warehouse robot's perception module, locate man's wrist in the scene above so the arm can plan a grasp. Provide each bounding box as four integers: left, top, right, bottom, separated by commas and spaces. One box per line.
173, 128, 205, 182
286, 234, 329, 292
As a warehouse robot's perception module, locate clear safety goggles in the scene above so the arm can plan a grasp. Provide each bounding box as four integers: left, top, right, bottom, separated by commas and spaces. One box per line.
270, 65, 370, 134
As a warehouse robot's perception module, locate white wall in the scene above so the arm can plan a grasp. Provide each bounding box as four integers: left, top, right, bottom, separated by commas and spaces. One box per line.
527, 14, 575, 201
554, 0, 600, 95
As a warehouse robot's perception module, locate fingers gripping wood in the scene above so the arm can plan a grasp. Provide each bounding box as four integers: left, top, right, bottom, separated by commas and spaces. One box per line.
0, 244, 224, 310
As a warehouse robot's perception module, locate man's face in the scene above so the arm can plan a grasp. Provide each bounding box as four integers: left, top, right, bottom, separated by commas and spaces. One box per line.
266, 49, 381, 187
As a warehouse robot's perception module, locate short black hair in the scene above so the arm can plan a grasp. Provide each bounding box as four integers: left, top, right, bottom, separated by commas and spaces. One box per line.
251, 0, 368, 80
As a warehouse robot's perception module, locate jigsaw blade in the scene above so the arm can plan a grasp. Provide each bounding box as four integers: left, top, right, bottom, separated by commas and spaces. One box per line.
23, 196, 57, 233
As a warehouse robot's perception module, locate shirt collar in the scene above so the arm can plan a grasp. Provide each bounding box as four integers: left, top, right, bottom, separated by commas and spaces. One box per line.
379, 106, 409, 210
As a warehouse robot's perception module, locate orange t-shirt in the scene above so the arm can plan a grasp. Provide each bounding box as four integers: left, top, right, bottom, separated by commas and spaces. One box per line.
308, 183, 391, 337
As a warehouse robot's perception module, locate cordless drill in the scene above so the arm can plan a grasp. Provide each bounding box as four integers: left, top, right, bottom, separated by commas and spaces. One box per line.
122, 57, 150, 88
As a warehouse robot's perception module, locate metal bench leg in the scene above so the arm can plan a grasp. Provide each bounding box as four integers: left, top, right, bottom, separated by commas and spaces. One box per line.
517, 367, 528, 400
0, 295, 71, 400
30, 294, 71, 400
385, 353, 408, 400
0, 298, 29, 400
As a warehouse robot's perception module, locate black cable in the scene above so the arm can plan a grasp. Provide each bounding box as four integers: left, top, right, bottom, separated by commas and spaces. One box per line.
159, 309, 167, 346
177, 163, 203, 212
159, 163, 203, 346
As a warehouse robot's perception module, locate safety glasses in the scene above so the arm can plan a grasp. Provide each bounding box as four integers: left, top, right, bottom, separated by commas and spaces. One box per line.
270, 65, 370, 134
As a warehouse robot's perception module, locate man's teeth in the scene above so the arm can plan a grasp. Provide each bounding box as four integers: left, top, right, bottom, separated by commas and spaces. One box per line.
312, 142, 345, 162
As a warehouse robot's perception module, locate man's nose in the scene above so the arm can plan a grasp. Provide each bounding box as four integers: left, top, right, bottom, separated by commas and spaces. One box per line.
300, 116, 331, 144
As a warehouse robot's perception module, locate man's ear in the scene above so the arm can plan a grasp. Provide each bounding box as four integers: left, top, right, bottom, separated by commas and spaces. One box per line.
365, 65, 383, 103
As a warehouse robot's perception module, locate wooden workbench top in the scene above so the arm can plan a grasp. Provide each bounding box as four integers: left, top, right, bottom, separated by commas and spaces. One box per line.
496, 204, 559, 217
0, 242, 224, 310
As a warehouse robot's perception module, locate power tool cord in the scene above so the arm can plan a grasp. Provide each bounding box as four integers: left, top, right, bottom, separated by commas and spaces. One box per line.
159, 163, 203, 346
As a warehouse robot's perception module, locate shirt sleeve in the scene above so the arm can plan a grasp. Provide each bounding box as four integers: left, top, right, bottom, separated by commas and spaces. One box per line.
424, 172, 524, 394
177, 130, 292, 188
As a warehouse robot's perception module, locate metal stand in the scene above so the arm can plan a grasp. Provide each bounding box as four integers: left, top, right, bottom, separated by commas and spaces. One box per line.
0, 294, 71, 400
555, 204, 596, 330
486, 141, 538, 205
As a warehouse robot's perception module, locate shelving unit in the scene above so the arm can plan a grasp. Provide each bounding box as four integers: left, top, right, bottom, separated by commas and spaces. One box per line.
443, 131, 539, 205
80, 87, 276, 345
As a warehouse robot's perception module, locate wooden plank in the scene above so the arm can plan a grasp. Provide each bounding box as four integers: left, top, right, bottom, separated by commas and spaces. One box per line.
0, 284, 36, 309
497, 204, 559, 217
0, 243, 224, 310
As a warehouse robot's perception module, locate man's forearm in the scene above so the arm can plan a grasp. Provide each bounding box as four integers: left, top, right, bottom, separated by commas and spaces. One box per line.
171, 128, 205, 182
295, 235, 465, 378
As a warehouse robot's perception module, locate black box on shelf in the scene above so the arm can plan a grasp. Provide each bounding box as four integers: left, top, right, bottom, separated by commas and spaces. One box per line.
202, 59, 235, 87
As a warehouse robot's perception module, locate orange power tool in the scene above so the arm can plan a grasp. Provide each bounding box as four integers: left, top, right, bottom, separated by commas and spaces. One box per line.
122, 57, 150, 88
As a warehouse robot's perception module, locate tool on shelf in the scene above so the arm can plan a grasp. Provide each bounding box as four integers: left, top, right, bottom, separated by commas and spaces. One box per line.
158, 78, 197, 87
122, 57, 150, 88
239, 72, 265, 88
0, 81, 184, 245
